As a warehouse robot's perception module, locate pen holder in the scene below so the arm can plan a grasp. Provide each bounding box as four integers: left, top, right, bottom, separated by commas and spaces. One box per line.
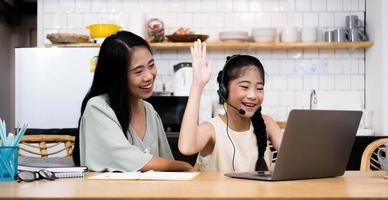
0, 146, 18, 181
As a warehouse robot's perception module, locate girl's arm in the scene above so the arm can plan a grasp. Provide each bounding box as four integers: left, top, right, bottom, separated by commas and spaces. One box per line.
178, 40, 213, 155
140, 157, 193, 172
263, 115, 283, 150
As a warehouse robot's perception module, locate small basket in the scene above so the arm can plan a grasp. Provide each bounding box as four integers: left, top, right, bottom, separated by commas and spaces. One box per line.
46, 33, 90, 44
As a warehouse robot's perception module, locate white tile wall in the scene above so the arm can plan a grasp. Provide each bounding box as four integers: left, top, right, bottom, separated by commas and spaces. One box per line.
38, 0, 366, 121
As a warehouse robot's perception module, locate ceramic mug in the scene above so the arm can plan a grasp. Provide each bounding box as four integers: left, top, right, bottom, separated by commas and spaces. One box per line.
281, 27, 299, 43
347, 28, 368, 42
301, 27, 317, 43
377, 144, 388, 175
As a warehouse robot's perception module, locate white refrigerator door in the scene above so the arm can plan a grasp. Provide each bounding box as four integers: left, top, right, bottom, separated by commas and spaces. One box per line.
15, 47, 99, 128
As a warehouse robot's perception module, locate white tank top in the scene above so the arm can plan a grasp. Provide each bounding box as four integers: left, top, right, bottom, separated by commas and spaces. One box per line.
196, 115, 269, 173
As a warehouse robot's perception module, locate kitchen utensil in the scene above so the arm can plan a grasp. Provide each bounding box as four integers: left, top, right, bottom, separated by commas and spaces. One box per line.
324, 30, 334, 43
173, 62, 192, 96
347, 28, 361, 42
166, 34, 208, 42
332, 28, 347, 42
361, 109, 373, 129
346, 15, 363, 29
346, 28, 368, 42
86, 24, 121, 39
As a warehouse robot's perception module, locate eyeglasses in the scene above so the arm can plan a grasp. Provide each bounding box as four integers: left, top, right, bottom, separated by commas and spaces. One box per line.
17, 170, 56, 182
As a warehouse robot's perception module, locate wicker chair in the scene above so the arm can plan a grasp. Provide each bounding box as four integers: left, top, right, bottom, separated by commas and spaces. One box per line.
360, 138, 388, 171
19, 135, 75, 157
276, 121, 286, 129
268, 121, 286, 168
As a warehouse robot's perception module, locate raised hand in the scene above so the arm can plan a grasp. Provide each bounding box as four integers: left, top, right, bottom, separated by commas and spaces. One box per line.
190, 39, 212, 88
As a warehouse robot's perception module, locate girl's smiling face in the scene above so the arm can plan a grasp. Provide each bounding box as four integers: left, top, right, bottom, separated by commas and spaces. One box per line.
227, 66, 264, 118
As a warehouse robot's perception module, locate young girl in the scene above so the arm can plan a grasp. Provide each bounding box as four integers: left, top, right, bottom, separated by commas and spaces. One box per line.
73, 31, 193, 172
178, 40, 283, 172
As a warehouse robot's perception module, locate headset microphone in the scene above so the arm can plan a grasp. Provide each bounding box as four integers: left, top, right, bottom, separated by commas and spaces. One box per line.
217, 91, 246, 115
224, 102, 246, 115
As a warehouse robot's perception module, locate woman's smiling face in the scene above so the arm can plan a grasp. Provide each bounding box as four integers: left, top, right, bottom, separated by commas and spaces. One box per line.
128, 46, 157, 99
227, 66, 264, 118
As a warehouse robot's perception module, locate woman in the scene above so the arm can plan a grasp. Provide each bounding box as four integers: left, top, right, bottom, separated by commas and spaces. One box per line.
73, 31, 193, 172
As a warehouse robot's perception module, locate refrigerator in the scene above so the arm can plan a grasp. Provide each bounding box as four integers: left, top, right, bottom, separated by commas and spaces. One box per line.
15, 47, 100, 129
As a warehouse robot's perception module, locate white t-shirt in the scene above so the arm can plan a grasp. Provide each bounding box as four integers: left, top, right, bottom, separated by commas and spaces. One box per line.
196, 115, 269, 173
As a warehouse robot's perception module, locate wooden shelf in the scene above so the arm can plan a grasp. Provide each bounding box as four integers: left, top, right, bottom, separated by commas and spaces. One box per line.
45, 41, 373, 50
150, 41, 373, 50
45, 43, 100, 47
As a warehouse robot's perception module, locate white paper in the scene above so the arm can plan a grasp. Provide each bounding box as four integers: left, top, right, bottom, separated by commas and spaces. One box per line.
89, 171, 199, 181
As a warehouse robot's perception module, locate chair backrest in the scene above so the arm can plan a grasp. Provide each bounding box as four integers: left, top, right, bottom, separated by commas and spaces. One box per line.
360, 138, 388, 171
276, 121, 286, 129
19, 135, 75, 157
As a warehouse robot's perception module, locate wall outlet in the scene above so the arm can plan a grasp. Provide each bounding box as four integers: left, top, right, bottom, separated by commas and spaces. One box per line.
294, 60, 328, 74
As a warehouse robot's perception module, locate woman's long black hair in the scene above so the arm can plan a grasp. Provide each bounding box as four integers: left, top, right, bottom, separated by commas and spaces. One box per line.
73, 31, 152, 166
217, 55, 268, 171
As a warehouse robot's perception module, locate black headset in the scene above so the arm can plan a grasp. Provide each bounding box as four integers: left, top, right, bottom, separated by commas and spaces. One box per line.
217, 54, 262, 103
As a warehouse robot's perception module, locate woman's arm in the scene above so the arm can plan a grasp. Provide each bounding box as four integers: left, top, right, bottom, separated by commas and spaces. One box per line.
178, 40, 213, 155
140, 157, 193, 172
263, 115, 283, 150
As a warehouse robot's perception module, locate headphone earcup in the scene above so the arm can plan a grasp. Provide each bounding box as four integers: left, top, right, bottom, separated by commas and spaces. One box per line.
219, 83, 228, 100
217, 70, 228, 102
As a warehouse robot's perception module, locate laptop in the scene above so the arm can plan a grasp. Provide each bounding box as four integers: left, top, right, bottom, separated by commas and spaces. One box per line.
225, 109, 362, 181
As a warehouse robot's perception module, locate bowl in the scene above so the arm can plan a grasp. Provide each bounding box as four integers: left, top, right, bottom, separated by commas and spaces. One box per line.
166, 34, 209, 42
251, 28, 277, 43
252, 35, 277, 43
252, 28, 277, 36
86, 24, 121, 39
219, 31, 249, 42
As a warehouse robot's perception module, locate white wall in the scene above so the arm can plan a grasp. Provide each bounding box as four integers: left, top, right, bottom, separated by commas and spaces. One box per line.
37, 0, 369, 126
366, 0, 388, 135
0, 15, 37, 131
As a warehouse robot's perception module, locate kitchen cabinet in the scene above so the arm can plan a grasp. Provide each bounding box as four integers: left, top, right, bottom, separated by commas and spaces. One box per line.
46, 41, 373, 51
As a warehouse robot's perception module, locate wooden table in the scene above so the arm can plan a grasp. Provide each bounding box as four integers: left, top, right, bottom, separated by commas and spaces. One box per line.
1, 171, 388, 199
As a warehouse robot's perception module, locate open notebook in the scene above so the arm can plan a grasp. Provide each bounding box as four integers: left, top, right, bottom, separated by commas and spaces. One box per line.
89, 171, 199, 181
